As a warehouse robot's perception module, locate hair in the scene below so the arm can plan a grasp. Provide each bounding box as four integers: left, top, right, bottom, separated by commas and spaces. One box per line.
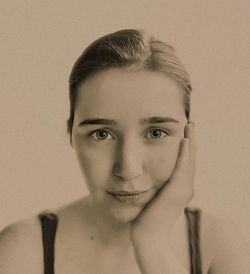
67, 29, 192, 144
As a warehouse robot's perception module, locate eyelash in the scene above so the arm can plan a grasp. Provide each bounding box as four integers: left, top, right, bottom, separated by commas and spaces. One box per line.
90, 129, 115, 142
144, 128, 171, 139
89, 128, 171, 142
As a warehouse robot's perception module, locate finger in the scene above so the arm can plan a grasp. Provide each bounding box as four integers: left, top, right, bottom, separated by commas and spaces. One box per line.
186, 122, 196, 178
155, 138, 190, 207
133, 138, 191, 236
185, 121, 194, 139
170, 138, 189, 183
184, 122, 189, 138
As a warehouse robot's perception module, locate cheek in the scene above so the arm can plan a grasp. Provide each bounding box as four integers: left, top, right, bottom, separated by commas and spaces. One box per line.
145, 139, 180, 187
74, 143, 114, 190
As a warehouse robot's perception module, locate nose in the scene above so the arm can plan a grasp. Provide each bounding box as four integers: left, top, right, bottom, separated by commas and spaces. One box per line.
113, 137, 143, 181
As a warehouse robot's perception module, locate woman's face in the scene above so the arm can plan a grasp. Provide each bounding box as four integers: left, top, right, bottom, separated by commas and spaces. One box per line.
72, 69, 187, 223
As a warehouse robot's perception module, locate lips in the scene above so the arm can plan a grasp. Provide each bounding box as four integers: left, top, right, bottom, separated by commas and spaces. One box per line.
107, 190, 148, 195
106, 190, 149, 202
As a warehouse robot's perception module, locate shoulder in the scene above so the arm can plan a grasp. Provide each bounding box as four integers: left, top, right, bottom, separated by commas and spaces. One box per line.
0, 215, 43, 274
199, 209, 250, 274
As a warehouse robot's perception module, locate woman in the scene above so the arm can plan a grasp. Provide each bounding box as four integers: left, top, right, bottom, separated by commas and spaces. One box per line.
0, 29, 249, 274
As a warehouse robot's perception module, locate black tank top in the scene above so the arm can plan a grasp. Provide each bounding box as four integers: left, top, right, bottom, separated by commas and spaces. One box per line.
39, 207, 202, 274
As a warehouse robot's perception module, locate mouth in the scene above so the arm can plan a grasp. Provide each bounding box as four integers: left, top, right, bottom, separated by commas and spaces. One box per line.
106, 190, 149, 202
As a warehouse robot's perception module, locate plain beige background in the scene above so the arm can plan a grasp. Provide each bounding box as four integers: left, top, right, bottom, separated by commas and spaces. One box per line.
1, 0, 250, 246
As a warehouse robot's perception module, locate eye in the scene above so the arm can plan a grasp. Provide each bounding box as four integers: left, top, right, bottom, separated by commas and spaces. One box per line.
144, 128, 169, 139
91, 129, 114, 141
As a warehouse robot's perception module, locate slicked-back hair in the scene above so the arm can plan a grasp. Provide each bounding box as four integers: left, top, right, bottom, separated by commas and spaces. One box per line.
67, 29, 192, 144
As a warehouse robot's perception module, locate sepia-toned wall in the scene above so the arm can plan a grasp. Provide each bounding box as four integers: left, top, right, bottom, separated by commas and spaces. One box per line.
1, 0, 250, 246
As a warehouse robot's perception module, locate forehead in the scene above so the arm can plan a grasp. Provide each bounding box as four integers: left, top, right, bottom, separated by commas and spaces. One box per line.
75, 69, 186, 121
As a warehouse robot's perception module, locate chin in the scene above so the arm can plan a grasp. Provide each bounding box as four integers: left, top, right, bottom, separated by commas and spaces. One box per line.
110, 205, 143, 224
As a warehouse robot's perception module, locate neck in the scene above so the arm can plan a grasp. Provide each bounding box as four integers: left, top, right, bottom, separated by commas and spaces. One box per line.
83, 196, 133, 247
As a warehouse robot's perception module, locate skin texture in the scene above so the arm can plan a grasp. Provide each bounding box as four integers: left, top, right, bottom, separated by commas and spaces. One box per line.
72, 69, 187, 223
131, 124, 194, 273
1, 68, 249, 274
71, 68, 190, 273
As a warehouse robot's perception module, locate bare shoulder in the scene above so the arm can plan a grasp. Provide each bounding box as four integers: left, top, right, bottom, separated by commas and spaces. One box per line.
0, 216, 43, 274
199, 210, 250, 274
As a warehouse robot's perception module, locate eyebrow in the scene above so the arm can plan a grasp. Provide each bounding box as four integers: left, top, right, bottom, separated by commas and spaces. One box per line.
141, 116, 180, 124
78, 116, 179, 127
78, 119, 117, 126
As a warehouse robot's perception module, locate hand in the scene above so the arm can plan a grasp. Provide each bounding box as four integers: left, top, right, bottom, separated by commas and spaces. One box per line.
130, 122, 196, 273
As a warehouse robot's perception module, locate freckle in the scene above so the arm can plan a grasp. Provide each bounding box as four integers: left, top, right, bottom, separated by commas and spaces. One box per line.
90, 236, 94, 240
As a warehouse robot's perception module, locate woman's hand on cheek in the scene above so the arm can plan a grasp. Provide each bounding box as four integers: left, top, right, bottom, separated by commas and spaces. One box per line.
130, 122, 195, 274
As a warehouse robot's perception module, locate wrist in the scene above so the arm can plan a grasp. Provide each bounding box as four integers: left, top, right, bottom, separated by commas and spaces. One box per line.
132, 243, 188, 274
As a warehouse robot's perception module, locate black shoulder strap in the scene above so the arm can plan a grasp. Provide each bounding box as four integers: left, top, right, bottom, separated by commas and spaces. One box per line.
185, 207, 202, 274
39, 213, 58, 274
38, 209, 201, 274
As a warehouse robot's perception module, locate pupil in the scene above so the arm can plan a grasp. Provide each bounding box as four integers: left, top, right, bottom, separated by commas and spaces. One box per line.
152, 130, 161, 137
98, 131, 107, 139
